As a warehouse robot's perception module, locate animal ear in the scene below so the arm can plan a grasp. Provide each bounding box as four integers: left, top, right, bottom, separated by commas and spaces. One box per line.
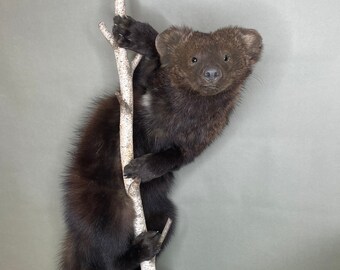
155, 26, 192, 65
239, 28, 263, 64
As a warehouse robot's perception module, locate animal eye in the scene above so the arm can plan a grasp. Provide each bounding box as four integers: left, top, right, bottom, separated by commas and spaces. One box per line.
192, 57, 198, 63
224, 54, 229, 62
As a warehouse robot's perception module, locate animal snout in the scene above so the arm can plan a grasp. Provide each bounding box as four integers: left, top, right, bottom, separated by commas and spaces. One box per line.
203, 67, 222, 82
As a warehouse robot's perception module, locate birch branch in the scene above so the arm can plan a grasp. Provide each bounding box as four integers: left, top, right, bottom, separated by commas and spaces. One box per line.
99, 1, 171, 269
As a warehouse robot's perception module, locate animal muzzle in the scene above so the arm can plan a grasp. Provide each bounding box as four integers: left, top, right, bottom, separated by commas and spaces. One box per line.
202, 67, 222, 83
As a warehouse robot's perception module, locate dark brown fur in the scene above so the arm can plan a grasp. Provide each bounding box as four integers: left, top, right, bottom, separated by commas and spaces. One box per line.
60, 15, 262, 270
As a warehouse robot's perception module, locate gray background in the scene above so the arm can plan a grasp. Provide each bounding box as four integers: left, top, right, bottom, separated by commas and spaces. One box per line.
1, 0, 340, 269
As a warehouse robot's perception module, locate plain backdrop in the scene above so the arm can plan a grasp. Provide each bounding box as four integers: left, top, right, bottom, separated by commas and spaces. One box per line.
1, 0, 340, 269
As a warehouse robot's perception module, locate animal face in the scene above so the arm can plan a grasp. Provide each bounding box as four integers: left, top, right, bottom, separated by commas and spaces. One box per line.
156, 26, 263, 96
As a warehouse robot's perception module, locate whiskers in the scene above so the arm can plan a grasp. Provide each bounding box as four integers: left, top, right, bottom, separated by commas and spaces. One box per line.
250, 72, 264, 86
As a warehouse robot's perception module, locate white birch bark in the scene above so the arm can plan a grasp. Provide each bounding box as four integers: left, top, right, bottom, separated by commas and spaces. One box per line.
99, 1, 171, 269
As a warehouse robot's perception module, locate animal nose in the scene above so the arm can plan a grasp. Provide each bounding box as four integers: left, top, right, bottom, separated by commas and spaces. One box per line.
203, 67, 222, 82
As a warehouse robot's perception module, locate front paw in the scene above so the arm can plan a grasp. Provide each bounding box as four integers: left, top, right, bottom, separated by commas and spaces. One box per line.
113, 15, 136, 49
134, 231, 161, 262
113, 15, 155, 55
124, 154, 158, 182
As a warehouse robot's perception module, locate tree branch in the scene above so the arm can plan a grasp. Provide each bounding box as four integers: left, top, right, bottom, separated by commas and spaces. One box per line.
99, 1, 171, 270
131, 54, 143, 73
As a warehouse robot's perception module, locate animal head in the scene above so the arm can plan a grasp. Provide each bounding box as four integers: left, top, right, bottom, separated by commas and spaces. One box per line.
156, 26, 263, 96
